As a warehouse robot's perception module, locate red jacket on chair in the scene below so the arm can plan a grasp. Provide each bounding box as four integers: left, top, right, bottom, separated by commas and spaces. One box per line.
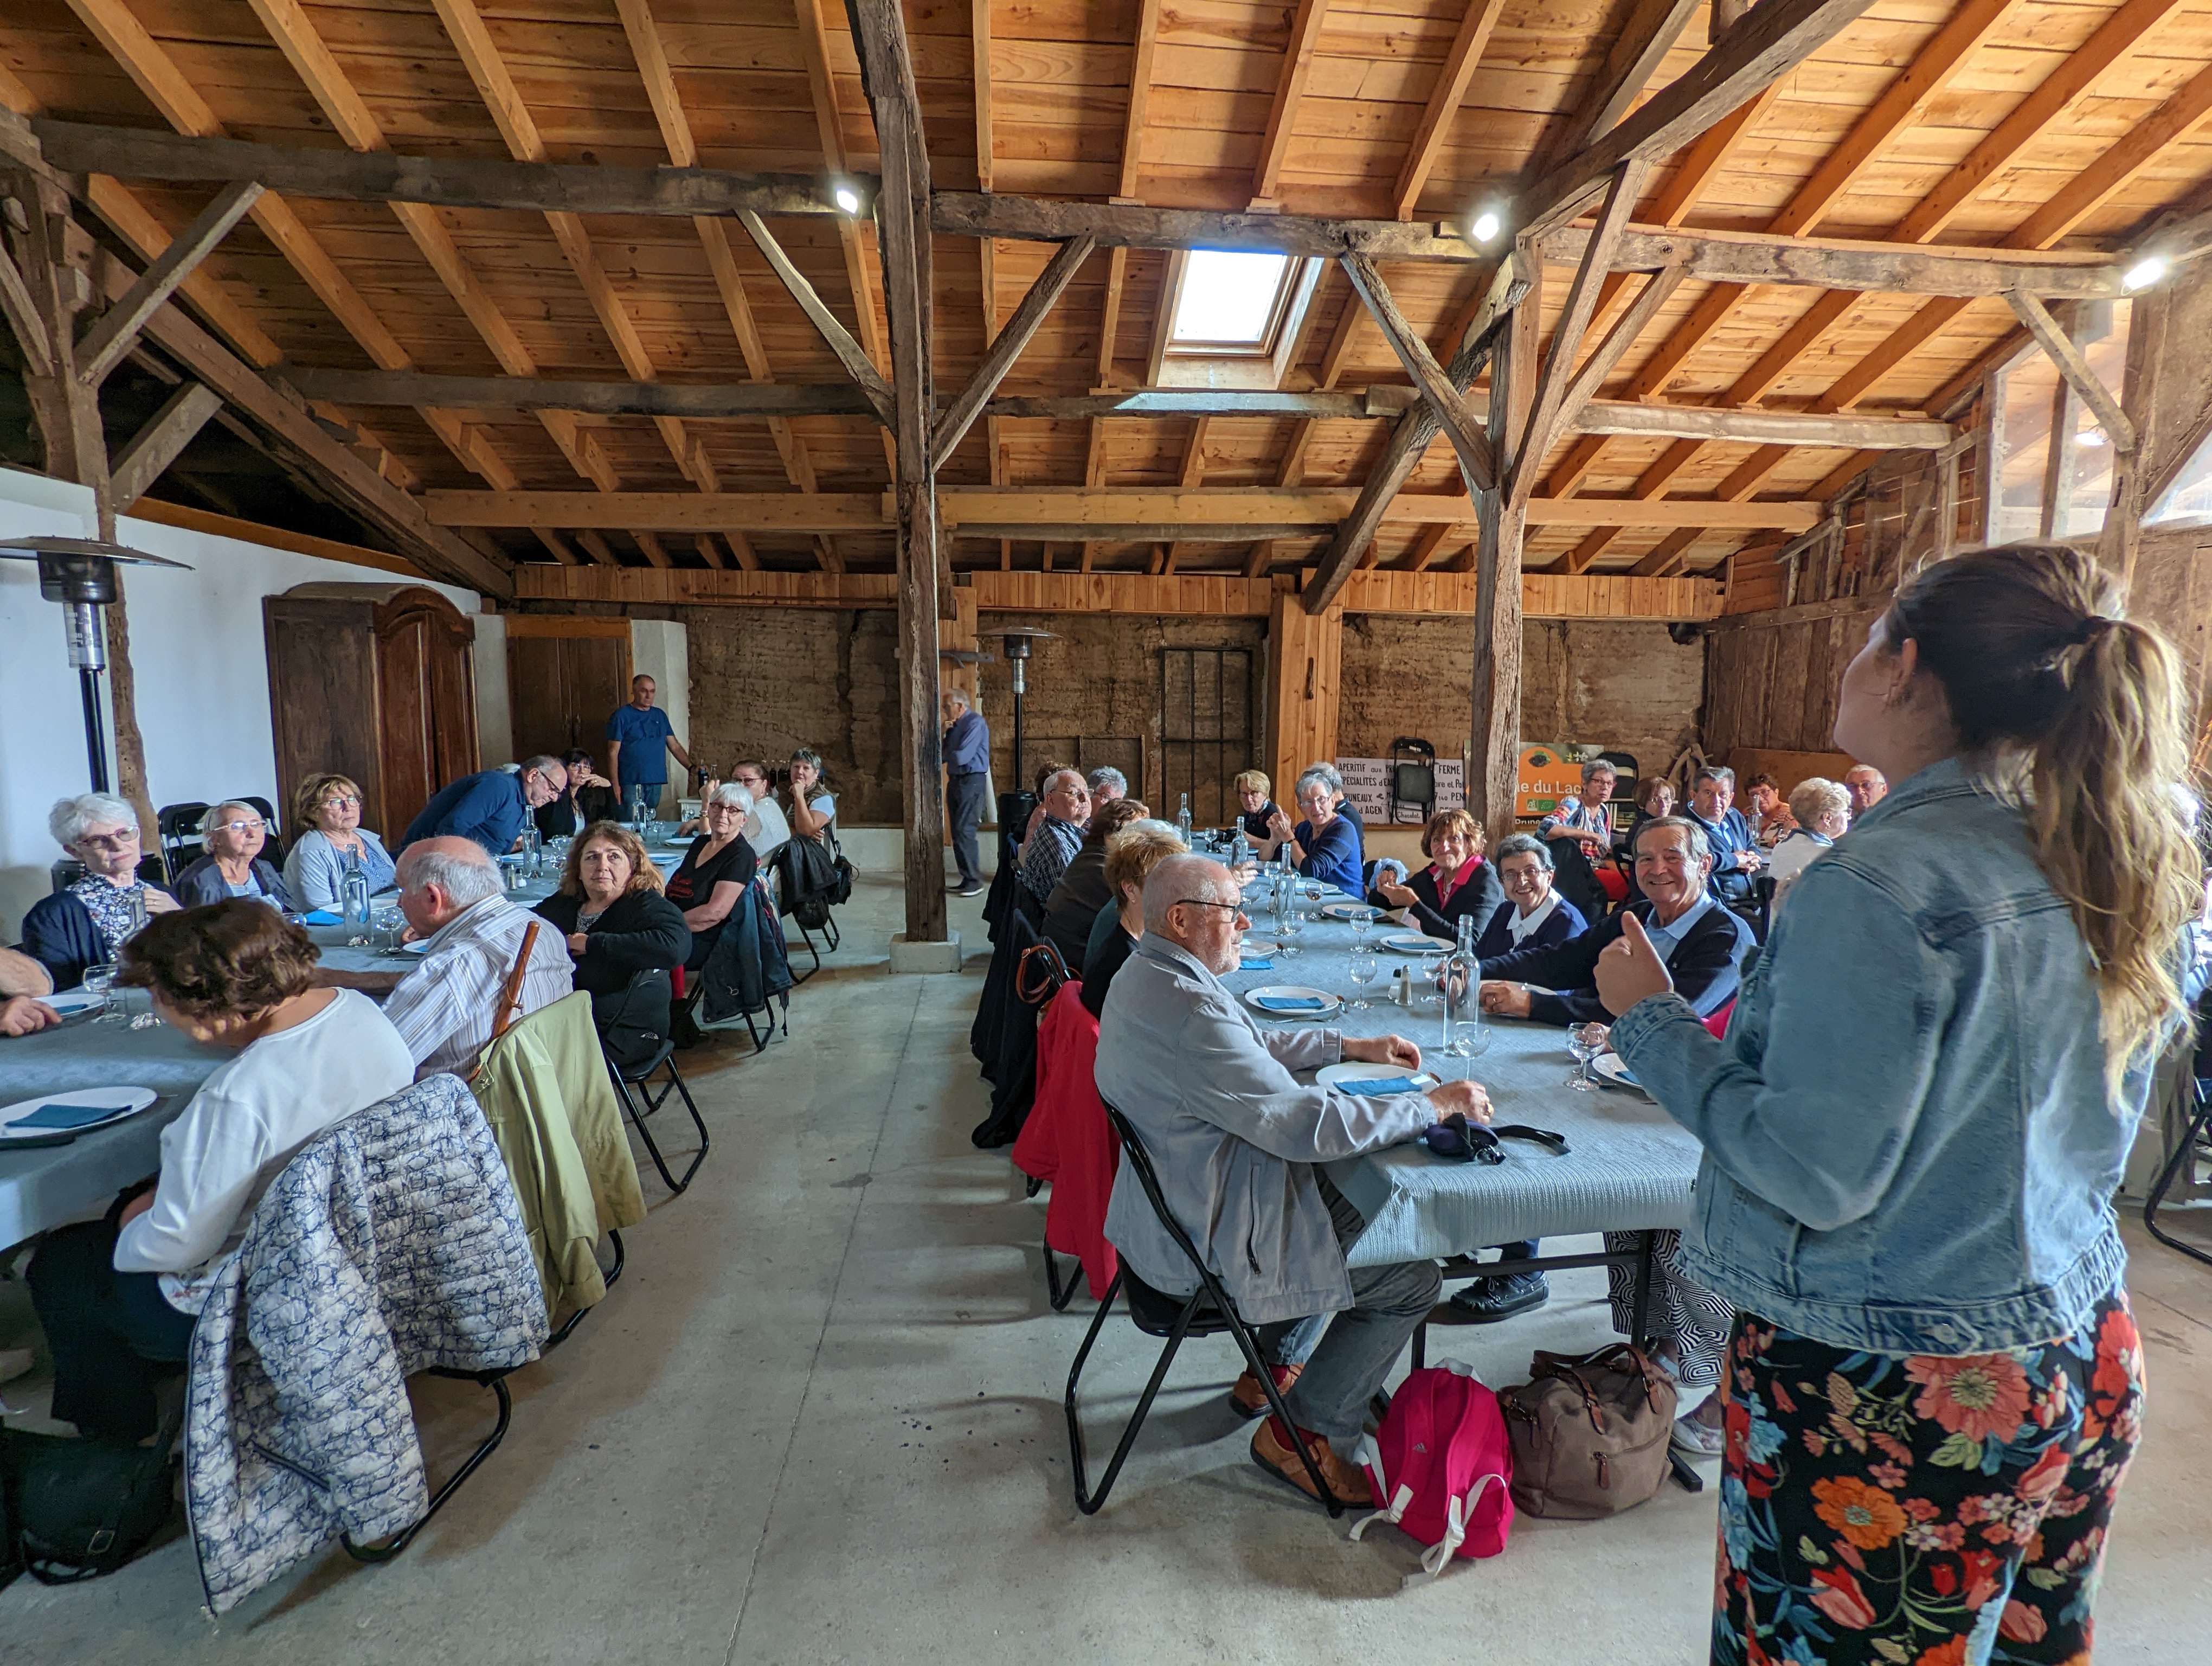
1011, 982, 1120, 1298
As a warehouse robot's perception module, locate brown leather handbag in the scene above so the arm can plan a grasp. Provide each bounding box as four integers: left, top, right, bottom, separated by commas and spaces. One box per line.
1497, 1344, 1677, 1520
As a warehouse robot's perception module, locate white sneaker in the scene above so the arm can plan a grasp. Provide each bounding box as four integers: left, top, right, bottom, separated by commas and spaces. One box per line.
1671, 1401, 1726, 1460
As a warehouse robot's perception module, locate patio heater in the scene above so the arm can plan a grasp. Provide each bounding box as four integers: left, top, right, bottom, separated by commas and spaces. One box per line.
0, 536, 192, 793
992, 624, 1056, 794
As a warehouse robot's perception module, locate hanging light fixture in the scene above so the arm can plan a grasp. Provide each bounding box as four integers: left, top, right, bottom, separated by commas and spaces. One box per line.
0, 536, 192, 793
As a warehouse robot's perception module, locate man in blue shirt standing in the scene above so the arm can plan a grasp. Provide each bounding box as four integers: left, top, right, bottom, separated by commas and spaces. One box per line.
1683, 766, 1761, 903
402, 756, 567, 856
606, 675, 696, 818
941, 687, 991, 898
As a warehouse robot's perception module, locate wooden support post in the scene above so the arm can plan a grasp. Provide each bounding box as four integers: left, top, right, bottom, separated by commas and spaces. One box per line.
2007, 290, 2134, 453
851, 0, 947, 945
1268, 588, 1342, 807
1469, 253, 1538, 835
2098, 287, 2166, 584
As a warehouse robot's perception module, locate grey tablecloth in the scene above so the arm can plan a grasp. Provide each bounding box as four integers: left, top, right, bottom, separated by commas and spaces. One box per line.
1223, 881, 1701, 1270
0, 994, 226, 1251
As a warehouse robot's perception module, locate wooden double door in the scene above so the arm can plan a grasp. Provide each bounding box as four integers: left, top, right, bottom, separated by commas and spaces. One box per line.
263, 583, 479, 843
505, 617, 633, 769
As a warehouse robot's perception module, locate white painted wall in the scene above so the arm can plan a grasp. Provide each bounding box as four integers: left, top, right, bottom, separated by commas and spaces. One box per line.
0, 471, 493, 936
473, 611, 513, 768
628, 618, 690, 813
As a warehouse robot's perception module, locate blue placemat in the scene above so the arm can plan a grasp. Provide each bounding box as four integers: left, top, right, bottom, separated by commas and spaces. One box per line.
1333, 1075, 1424, 1097
11, 1101, 133, 1131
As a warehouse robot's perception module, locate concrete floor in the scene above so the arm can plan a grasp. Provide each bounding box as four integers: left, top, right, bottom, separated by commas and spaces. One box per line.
2, 869, 2207, 1664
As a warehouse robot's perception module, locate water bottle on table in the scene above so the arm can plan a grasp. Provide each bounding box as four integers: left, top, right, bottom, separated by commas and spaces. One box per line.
1439, 913, 1487, 1058
339, 849, 371, 926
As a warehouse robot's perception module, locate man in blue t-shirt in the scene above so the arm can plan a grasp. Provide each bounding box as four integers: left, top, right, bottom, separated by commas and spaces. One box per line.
606, 675, 696, 816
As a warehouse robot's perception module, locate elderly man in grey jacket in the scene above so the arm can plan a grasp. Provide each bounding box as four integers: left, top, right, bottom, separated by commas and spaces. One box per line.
1095, 853, 1491, 1505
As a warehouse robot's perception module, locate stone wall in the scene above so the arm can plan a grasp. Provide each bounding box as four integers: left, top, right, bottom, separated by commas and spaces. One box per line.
1339, 614, 1707, 784
674, 604, 1709, 823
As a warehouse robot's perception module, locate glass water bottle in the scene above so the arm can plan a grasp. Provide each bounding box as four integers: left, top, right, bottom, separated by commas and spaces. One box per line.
339, 849, 371, 926
1439, 912, 1481, 1058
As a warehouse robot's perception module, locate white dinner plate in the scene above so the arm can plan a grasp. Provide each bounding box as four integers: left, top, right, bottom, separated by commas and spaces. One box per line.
1379, 932, 1451, 954
1317, 902, 1372, 921
0, 1086, 159, 1143
1593, 1053, 1650, 1097
39, 989, 107, 1016
1238, 936, 1279, 956
1243, 985, 1341, 1019
1315, 1062, 1438, 1093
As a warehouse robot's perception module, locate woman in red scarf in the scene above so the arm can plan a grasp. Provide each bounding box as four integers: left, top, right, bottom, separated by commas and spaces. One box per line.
1369, 809, 1502, 940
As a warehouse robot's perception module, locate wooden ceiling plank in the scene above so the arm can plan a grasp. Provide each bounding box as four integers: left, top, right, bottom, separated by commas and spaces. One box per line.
934, 233, 1096, 459
1520, 0, 1880, 236
1250, 0, 1333, 208
1551, 0, 1703, 163
1392, 0, 1510, 221
972, 0, 994, 194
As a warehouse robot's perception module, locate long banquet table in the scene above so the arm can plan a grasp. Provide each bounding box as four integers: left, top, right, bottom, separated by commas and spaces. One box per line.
1216, 878, 1703, 1276
1, 835, 695, 1251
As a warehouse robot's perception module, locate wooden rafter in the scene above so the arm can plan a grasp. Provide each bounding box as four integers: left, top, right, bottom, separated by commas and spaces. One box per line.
1551, 0, 1703, 162
1338, 253, 1496, 492
1391, 0, 1508, 221
74, 178, 260, 386
934, 234, 1097, 460
1250, 0, 1332, 208
2007, 291, 2136, 452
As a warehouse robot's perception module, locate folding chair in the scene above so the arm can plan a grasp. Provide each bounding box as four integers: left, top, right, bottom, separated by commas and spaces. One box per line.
599, 967, 710, 1194
155, 800, 209, 883
1063, 1106, 1348, 1517
2145, 1066, 2212, 1271
342, 1367, 517, 1561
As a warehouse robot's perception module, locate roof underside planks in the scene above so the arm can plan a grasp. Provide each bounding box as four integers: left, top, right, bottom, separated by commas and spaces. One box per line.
0, 0, 2207, 582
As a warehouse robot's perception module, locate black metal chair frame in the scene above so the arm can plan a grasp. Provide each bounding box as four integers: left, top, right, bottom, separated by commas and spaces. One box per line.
2144, 1072, 2212, 1270
601, 970, 711, 1194
673, 961, 783, 1054
342, 1230, 625, 1563
154, 800, 210, 884
1065, 1107, 1348, 1517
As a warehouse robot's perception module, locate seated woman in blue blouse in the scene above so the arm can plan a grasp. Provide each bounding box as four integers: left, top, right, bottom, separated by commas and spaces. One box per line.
20, 793, 180, 990
1264, 763, 1362, 895
1472, 833, 1589, 959
172, 800, 291, 909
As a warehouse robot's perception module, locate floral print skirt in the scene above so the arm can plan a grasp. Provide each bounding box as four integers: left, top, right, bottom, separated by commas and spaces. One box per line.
1714, 1288, 2142, 1666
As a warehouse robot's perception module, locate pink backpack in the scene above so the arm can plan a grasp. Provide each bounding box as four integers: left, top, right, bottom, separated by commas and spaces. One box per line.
1349, 1359, 1514, 1582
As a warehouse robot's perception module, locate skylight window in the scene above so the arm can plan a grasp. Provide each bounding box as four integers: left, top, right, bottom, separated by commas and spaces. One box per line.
1168, 251, 1294, 352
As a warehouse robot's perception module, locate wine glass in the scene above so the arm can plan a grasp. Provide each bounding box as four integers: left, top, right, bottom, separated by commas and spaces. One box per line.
1300, 879, 1325, 917
1347, 951, 1379, 1010
81, 962, 119, 1024
1567, 1022, 1607, 1091
1351, 905, 1379, 952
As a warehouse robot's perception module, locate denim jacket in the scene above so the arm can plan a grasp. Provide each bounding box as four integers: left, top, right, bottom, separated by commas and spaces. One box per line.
1611, 757, 2190, 1356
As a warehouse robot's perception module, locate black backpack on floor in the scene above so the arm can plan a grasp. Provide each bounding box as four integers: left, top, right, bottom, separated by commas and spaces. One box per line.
1, 1412, 181, 1584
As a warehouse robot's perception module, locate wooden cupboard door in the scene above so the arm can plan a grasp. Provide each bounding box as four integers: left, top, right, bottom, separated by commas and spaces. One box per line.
376, 613, 438, 838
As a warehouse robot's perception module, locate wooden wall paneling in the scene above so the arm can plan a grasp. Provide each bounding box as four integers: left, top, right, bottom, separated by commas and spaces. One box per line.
1268, 588, 1342, 803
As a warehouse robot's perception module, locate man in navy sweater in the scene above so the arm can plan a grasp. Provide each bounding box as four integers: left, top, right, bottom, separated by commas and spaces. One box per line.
402, 757, 567, 857
941, 687, 991, 898
1682, 766, 1762, 904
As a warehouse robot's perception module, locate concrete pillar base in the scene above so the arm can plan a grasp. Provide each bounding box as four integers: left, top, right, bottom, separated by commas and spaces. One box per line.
888, 931, 963, 974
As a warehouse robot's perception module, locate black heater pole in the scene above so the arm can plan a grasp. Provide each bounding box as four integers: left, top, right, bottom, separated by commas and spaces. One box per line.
78, 667, 111, 794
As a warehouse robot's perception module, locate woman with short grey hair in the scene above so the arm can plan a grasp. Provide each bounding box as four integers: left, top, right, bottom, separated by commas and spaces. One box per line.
173, 800, 291, 909
1264, 762, 1362, 895
1472, 832, 1586, 960
20, 793, 179, 990
1765, 777, 1852, 888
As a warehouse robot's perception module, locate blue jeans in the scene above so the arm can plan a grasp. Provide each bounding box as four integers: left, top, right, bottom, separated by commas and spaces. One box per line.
947, 771, 989, 886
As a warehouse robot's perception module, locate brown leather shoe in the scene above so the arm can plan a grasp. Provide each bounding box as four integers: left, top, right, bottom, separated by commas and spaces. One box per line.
1250, 1416, 1372, 1507
1229, 1361, 1304, 1420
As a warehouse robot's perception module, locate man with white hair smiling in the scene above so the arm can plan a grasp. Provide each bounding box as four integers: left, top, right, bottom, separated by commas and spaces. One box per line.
1095, 853, 1491, 1507
317, 836, 572, 1079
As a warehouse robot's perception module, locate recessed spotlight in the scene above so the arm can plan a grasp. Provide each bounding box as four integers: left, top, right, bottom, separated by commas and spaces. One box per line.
2123, 255, 2167, 292
1470, 210, 1502, 244
833, 184, 863, 215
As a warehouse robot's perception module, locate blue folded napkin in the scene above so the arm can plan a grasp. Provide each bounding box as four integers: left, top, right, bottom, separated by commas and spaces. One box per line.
1607, 1060, 1639, 1086
1240, 957, 1275, 971
12, 1101, 131, 1130
1253, 995, 1327, 1012
301, 909, 342, 925
1334, 1075, 1423, 1097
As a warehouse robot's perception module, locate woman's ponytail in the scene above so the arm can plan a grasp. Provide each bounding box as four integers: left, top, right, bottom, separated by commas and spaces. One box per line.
1888, 544, 2200, 1084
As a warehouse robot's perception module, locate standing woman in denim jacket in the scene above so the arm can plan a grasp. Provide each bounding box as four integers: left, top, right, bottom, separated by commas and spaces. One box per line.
1595, 544, 2203, 1666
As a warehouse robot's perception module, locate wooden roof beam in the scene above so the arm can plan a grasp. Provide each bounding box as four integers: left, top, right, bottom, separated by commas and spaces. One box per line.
934, 234, 1096, 459
74, 179, 261, 387
1338, 252, 1496, 493
1391, 0, 1510, 221
2007, 292, 2136, 453
1517, 0, 1879, 238
1250, 0, 1333, 209
1550, 0, 1703, 162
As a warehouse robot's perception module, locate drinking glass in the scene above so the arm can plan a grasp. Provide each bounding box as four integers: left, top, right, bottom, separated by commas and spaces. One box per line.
1347, 951, 1379, 1010
1351, 906, 1379, 952
81, 962, 120, 1024
1277, 911, 1303, 958
375, 906, 405, 953
1566, 1022, 1606, 1091
1300, 880, 1324, 916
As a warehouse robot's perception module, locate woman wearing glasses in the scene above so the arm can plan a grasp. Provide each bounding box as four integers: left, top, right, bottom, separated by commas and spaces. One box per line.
18, 792, 179, 990
173, 800, 292, 909
282, 772, 397, 911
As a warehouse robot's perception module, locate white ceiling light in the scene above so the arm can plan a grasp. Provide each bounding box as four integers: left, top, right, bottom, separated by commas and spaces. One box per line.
2122, 255, 2168, 292
833, 184, 863, 215
2078, 428, 2108, 448
1470, 210, 1502, 244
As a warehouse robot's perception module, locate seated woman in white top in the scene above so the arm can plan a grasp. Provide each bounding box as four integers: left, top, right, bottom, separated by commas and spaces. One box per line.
282, 771, 397, 911
785, 747, 837, 848
23, 900, 413, 1441
1765, 776, 1852, 890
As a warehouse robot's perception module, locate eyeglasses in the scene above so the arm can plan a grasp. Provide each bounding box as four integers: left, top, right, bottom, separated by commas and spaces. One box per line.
214, 819, 265, 835
78, 830, 140, 850
1174, 898, 1248, 915
319, 794, 362, 809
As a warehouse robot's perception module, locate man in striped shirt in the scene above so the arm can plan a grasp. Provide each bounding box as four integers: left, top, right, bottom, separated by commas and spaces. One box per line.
1018, 768, 1091, 905
322, 838, 573, 1080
